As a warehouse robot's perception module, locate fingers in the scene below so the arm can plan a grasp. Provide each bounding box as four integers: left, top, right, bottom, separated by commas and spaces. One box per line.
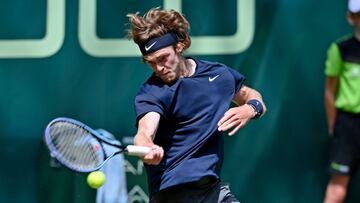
217, 109, 234, 127
217, 109, 236, 131
218, 106, 251, 135
218, 120, 237, 132
218, 120, 244, 135
218, 108, 240, 132
143, 145, 164, 165
228, 123, 244, 136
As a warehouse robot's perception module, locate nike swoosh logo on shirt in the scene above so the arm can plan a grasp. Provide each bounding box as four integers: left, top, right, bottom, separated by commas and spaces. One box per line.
145, 41, 157, 51
208, 75, 220, 82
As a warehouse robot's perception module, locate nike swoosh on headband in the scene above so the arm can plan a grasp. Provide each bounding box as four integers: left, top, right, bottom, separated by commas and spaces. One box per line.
139, 32, 178, 55
145, 41, 157, 51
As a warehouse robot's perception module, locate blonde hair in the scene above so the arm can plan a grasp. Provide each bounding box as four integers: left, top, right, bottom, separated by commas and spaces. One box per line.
127, 7, 191, 50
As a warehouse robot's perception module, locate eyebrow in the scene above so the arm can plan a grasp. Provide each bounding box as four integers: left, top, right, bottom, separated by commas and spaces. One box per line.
144, 53, 169, 63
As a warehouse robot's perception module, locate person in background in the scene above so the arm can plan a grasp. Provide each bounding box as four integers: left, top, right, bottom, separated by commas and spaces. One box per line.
95, 129, 128, 203
323, 0, 360, 202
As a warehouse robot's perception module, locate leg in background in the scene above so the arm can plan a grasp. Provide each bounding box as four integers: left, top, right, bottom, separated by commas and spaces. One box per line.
323, 175, 350, 203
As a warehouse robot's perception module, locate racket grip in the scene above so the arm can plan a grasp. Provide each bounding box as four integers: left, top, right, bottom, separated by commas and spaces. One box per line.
126, 145, 151, 156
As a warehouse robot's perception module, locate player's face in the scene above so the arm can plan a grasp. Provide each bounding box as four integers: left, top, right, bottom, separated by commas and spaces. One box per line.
144, 46, 182, 83
348, 12, 360, 30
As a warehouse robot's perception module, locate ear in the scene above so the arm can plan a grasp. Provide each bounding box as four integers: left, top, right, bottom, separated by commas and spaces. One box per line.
175, 43, 185, 53
347, 11, 355, 26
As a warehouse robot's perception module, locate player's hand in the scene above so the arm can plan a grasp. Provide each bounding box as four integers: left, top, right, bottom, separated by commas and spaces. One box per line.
217, 104, 256, 136
142, 145, 164, 165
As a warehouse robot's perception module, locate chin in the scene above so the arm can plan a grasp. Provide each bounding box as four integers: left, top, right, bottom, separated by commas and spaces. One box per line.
161, 76, 176, 84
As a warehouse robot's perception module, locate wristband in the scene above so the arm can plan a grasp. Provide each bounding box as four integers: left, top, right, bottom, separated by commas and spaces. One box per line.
246, 99, 263, 119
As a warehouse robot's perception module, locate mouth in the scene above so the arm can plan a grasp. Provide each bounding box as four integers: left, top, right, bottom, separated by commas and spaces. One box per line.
158, 72, 170, 77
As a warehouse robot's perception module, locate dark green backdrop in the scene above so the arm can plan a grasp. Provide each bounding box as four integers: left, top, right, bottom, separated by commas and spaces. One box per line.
0, 0, 358, 202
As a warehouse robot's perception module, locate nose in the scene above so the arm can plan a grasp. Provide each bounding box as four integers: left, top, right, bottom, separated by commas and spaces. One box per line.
155, 64, 165, 73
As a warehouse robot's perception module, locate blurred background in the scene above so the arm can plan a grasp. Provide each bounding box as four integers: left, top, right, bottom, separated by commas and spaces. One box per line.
0, 0, 358, 202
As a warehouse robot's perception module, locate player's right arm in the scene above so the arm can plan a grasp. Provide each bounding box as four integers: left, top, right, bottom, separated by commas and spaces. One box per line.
134, 112, 164, 165
324, 76, 338, 136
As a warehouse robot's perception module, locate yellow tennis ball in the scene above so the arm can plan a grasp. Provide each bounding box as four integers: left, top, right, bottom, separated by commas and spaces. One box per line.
87, 171, 106, 189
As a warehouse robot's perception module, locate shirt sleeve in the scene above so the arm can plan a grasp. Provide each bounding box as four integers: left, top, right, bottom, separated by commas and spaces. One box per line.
134, 90, 165, 121
227, 67, 246, 93
325, 42, 343, 76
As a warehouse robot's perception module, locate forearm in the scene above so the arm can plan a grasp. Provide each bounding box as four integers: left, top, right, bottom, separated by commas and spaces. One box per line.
233, 86, 267, 117
134, 130, 155, 147
134, 112, 160, 147
324, 77, 338, 135
134, 112, 164, 165
245, 88, 267, 116
325, 88, 337, 136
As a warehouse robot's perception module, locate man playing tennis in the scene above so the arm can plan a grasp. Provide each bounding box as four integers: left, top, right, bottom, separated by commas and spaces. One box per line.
127, 7, 266, 203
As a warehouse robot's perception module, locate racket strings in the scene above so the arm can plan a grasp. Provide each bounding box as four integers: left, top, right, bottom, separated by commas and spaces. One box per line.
54, 123, 100, 168
49, 122, 104, 171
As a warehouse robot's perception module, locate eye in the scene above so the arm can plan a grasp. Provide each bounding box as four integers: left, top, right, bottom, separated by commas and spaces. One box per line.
160, 55, 169, 63
147, 61, 156, 67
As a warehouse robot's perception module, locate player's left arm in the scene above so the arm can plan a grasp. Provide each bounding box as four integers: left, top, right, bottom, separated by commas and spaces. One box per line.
218, 85, 266, 135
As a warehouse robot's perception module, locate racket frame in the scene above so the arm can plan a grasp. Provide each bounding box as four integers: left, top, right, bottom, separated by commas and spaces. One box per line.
44, 117, 128, 172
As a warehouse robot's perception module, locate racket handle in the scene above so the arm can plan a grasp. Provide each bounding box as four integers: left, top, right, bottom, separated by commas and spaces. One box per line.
126, 145, 151, 156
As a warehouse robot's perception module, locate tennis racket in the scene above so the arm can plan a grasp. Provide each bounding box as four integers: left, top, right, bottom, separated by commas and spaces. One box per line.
44, 117, 150, 173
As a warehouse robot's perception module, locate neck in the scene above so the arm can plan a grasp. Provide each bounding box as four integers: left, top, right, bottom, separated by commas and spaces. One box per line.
179, 57, 195, 78
355, 31, 360, 41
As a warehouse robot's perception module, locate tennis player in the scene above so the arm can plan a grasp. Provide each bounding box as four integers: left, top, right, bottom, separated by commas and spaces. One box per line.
323, 0, 360, 203
127, 7, 266, 203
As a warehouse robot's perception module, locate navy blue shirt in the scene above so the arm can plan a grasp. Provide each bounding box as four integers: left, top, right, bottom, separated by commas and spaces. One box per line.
135, 58, 245, 195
